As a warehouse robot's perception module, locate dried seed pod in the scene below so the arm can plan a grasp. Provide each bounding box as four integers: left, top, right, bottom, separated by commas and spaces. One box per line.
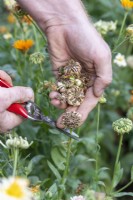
67, 87, 85, 106
61, 111, 82, 129
57, 82, 66, 92
58, 59, 82, 78
57, 93, 67, 103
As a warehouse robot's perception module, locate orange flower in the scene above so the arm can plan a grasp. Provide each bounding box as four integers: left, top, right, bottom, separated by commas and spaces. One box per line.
13, 39, 34, 52
7, 13, 16, 23
130, 95, 133, 104
30, 185, 40, 193
22, 15, 32, 25
121, 0, 133, 8
0, 26, 8, 34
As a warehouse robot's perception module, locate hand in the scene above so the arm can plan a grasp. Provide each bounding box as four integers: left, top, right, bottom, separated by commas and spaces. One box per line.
0, 70, 34, 133
48, 20, 112, 128
18, 0, 112, 128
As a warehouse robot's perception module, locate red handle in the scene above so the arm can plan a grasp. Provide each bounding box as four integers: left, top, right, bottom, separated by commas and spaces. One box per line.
0, 79, 28, 118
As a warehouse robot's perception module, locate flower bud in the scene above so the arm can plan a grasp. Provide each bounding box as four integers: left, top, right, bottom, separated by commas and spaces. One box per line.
6, 135, 33, 149
99, 96, 107, 104
112, 118, 133, 135
30, 52, 45, 64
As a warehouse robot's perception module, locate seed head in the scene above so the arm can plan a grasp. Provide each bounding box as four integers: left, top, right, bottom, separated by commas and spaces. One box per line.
30, 52, 45, 64
61, 111, 82, 129
112, 118, 133, 135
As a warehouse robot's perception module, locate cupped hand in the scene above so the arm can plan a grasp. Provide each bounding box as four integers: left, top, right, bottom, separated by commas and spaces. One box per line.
47, 20, 112, 128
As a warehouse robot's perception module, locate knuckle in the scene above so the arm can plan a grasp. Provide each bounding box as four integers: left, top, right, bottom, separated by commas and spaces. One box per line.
15, 86, 34, 101
96, 44, 112, 62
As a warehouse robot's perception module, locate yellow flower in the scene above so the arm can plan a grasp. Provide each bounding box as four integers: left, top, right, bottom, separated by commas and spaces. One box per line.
120, 0, 133, 8
13, 39, 34, 52
7, 13, 16, 23
0, 177, 33, 200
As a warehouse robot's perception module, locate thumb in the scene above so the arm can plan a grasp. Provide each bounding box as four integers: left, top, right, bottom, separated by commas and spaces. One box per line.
93, 53, 112, 97
0, 86, 34, 112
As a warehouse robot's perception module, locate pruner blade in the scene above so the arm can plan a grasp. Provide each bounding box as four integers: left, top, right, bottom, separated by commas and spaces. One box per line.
25, 101, 79, 140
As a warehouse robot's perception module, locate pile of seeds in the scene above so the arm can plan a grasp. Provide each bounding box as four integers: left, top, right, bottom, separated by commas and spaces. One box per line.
56, 59, 91, 106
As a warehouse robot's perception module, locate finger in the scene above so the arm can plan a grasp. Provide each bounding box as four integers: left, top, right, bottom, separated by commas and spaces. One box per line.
46, 29, 71, 77
0, 86, 34, 112
49, 91, 67, 109
93, 47, 112, 97
56, 106, 78, 128
0, 70, 13, 86
0, 112, 23, 133
77, 87, 99, 123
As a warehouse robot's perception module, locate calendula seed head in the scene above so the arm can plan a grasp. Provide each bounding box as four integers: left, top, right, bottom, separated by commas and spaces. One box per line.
62, 111, 82, 129
99, 96, 107, 104
30, 52, 45, 64
67, 87, 85, 106
112, 118, 133, 135
126, 24, 133, 36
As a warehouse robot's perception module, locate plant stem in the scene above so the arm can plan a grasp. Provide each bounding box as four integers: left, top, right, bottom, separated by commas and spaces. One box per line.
58, 137, 72, 199
116, 180, 133, 193
13, 148, 19, 176
94, 103, 100, 187
112, 37, 129, 54
115, 12, 128, 47
111, 134, 123, 192
40, 63, 45, 80
27, 16, 47, 43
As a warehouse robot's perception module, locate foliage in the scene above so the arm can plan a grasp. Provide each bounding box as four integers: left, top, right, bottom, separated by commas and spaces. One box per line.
0, 0, 133, 199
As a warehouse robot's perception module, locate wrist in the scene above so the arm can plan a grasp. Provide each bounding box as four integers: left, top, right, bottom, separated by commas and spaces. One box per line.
17, 0, 89, 32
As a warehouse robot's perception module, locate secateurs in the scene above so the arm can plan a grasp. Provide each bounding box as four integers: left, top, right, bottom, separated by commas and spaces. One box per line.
0, 79, 79, 140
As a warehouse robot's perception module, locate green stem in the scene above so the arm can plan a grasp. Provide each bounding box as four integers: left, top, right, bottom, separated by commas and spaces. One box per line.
32, 24, 40, 52
115, 12, 128, 47
13, 148, 19, 176
111, 134, 123, 192
112, 37, 129, 54
40, 63, 45, 80
27, 16, 47, 43
58, 137, 72, 199
94, 103, 100, 187
116, 180, 133, 193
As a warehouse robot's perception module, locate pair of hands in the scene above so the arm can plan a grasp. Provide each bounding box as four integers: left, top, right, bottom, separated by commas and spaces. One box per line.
0, 0, 112, 132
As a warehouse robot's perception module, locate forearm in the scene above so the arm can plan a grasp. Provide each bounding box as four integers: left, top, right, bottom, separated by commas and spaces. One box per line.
17, 0, 89, 32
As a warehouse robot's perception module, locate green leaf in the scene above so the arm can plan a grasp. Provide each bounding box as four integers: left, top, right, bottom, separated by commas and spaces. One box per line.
98, 167, 109, 174
114, 192, 133, 197
26, 155, 45, 175
88, 158, 96, 162
51, 147, 66, 170
47, 183, 58, 194
112, 162, 123, 188
47, 161, 61, 180
131, 166, 133, 181
97, 181, 106, 187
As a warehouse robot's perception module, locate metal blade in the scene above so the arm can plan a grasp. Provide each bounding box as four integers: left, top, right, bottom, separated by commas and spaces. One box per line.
41, 115, 79, 140
25, 101, 79, 140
